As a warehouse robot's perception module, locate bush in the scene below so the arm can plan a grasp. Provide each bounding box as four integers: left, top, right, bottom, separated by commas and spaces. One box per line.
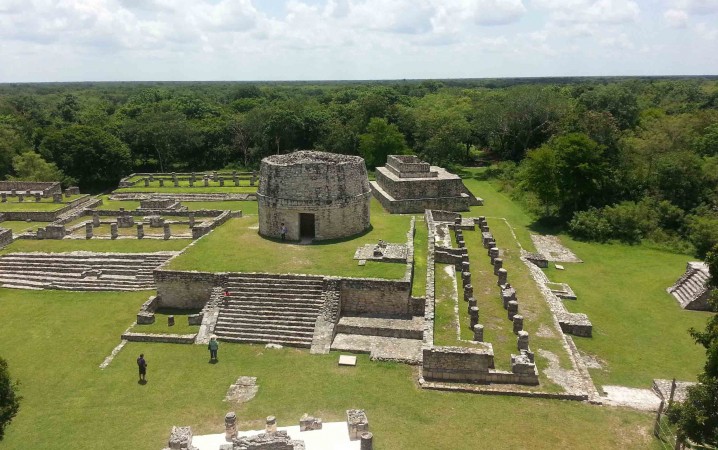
568, 208, 612, 241
603, 201, 659, 244
686, 215, 718, 258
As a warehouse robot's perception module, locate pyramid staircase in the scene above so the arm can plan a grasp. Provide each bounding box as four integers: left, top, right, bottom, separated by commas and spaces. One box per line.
0, 252, 176, 291
214, 273, 326, 347
668, 262, 711, 310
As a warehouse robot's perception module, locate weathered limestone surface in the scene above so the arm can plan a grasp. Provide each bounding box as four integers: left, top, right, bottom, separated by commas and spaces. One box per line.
258, 151, 371, 241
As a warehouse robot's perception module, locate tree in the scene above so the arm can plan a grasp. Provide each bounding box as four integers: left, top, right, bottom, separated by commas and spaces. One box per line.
668, 248, 718, 446
0, 356, 21, 441
9, 151, 70, 184
358, 118, 410, 168
40, 125, 131, 191
518, 145, 560, 215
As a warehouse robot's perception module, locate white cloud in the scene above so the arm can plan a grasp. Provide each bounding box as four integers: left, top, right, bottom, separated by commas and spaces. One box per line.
671, 0, 718, 15
533, 0, 640, 24
664, 9, 689, 27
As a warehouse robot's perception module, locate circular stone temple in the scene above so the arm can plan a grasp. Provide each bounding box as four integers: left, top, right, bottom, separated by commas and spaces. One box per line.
257, 150, 372, 241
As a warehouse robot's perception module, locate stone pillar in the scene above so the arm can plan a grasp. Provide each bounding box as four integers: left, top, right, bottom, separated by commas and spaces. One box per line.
34, 192, 41, 202
93, 213, 100, 227
10, 189, 16, 196
461, 271, 471, 286
85, 222, 93, 239
64, 190, 70, 198
18, 193, 24, 202
173, 179, 179, 187
163, 223, 171, 240
454, 217, 462, 228
266, 416, 277, 434
360, 432, 374, 450
250, 173, 257, 186
225, 412, 237, 441
219, 177, 224, 187
110, 223, 118, 239
497, 268, 508, 286
473, 324, 484, 342
1, 193, 6, 202
191, 172, 196, 182
489, 247, 499, 264
457, 238, 465, 248
513, 314, 524, 335
188, 213, 195, 227
212, 171, 218, 181
469, 306, 479, 328
461, 261, 470, 274
493, 258, 503, 276
37, 228, 45, 239
233, 175, 239, 186
168, 315, 175, 326
149, 174, 154, 182
203, 177, 209, 187
517, 330, 529, 351
144, 178, 150, 187
53, 193, 62, 203
461, 250, 469, 263
188, 179, 194, 187
507, 300, 518, 320
467, 297, 477, 314
463, 284, 473, 302
159, 179, 164, 187
137, 224, 144, 239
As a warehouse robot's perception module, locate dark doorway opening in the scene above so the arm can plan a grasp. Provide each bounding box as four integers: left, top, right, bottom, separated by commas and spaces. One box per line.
299, 213, 315, 238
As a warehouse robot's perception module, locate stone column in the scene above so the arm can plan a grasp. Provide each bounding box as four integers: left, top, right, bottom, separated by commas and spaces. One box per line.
149, 174, 154, 182
93, 213, 100, 227
461, 271, 471, 286
53, 193, 62, 203
173, 179, 179, 187
517, 330, 529, 351
469, 306, 479, 328
473, 324, 484, 342
34, 192, 41, 202
219, 177, 224, 187
10, 189, 16, 196
144, 178, 150, 187
250, 174, 257, 186
489, 247, 499, 264
513, 314, 524, 335
110, 223, 118, 239
360, 432, 374, 450
163, 223, 171, 240
497, 268, 508, 286
137, 224, 144, 239
37, 228, 45, 239
1, 193, 6, 202
188, 179, 194, 187
233, 175, 239, 186
188, 213, 195, 227
467, 297, 477, 314
212, 171, 218, 181
64, 190, 70, 198
225, 412, 237, 441
265, 416, 277, 434
461, 261, 470, 274
507, 300, 518, 320
493, 258, 503, 276
457, 238, 465, 248
85, 222, 93, 239
203, 177, 209, 187
461, 250, 469, 263
159, 179, 164, 187
463, 284, 473, 302
191, 172, 196, 182
18, 193, 24, 202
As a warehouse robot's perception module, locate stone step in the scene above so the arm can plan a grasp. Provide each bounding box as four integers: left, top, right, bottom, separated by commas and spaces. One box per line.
1, 283, 44, 290
0, 272, 144, 283
215, 318, 314, 333
226, 291, 323, 301
215, 333, 311, 348
217, 314, 315, 327
335, 316, 424, 340
227, 273, 324, 282
226, 284, 324, 293
222, 303, 321, 313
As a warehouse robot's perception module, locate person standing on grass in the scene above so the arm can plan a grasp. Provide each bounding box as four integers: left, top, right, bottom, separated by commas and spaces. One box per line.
137, 353, 147, 382
208, 336, 219, 361
280, 223, 287, 241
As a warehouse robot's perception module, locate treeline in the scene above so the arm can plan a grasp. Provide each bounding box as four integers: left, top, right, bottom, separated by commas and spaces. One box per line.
0, 78, 717, 255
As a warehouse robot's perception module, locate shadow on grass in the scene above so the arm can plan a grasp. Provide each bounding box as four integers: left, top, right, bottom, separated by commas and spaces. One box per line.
155, 307, 202, 315
527, 217, 566, 236
257, 225, 376, 246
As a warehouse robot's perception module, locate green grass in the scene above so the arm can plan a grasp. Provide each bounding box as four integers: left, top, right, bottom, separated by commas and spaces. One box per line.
184, 201, 257, 215
168, 200, 410, 279
0, 195, 84, 212
543, 239, 711, 388
130, 308, 201, 335
95, 195, 141, 211
68, 223, 191, 238
0, 238, 190, 254
115, 180, 257, 194
0, 221, 50, 233
0, 288, 658, 450
411, 218, 427, 297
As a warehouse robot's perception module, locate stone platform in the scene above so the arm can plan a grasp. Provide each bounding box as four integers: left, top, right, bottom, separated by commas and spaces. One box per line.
331, 334, 423, 365
191, 422, 360, 450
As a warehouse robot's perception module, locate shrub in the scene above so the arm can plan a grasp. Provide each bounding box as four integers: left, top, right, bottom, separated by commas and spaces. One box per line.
568, 208, 612, 241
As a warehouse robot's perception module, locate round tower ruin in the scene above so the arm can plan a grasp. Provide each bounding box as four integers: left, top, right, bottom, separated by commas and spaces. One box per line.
257, 150, 372, 241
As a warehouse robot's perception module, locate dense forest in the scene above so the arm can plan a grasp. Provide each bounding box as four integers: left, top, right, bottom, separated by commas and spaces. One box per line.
1, 77, 717, 256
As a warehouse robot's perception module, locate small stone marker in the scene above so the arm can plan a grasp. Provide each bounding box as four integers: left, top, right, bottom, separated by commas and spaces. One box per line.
338, 355, 357, 366
357, 259, 366, 266
168, 315, 175, 326
555, 264, 565, 270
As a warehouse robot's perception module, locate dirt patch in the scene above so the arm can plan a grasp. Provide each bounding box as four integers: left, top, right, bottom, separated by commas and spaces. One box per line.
537, 348, 585, 394
535, 324, 556, 338
581, 351, 605, 370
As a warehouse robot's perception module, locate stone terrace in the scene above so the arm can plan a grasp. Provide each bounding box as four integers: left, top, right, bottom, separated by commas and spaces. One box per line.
0, 251, 177, 291
214, 273, 326, 347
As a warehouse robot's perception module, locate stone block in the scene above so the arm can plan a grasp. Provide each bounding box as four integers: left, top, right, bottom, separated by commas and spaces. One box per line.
347, 409, 369, 441
163, 223, 171, 240
493, 258, 503, 275
512, 314, 524, 335
507, 300, 518, 320
219, 177, 224, 187
511, 353, 536, 375
1, 193, 5, 202
299, 414, 323, 432
144, 178, 150, 187
53, 193, 62, 203
497, 268, 508, 286
117, 215, 134, 228
85, 222, 93, 239
225, 412, 237, 441
149, 216, 164, 227
93, 213, 100, 227
517, 330, 529, 351
137, 311, 155, 324
159, 179, 165, 187
472, 324, 484, 342
168, 426, 194, 450
137, 224, 144, 239
110, 223, 118, 239
34, 193, 41, 202
188, 313, 202, 326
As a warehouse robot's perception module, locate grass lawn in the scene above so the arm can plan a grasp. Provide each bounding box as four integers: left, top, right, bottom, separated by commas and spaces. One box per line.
0, 238, 190, 254
115, 182, 257, 194
96, 195, 141, 211
411, 218, 427, 297
168, 200, 410, 279
0, 221, 49, 233
543, 239, 712, 388
0, 288, 658, 450
69, 223, 192, 238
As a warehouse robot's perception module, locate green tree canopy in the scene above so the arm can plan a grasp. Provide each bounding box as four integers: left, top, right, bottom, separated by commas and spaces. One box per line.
9, 151, 70, 184
0, 356, 21, 441
40, 125, 131, 191
358, 117, 410, 168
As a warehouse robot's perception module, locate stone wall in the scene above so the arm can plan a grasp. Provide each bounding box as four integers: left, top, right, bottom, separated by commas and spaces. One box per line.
154, 270, 224, 309
257, 151, 371, 241
370, 189, 471, 215
422, 345, 495, 382
0, 181, 61, 195
0, 228, 12, 249
1, 194, 93, 222
191, 210, 233, 239
375, 167, 465, 200
339, 278, 412, 316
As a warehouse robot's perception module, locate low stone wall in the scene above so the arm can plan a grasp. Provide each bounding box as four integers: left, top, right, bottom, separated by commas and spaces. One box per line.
0, 228, 12, 248
154, 270, 224, 309
0, 181, 61, 195
121, 332, 196, 344
191, 210, 234, 239
422, 345, 494, 382
93, 209, 229, 217
2, 194, 93, 222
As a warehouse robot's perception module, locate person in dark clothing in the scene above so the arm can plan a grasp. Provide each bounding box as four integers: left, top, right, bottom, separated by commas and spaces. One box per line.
208, 336, 219, 361
137, 354, 147, 382
280, 223, 287, 241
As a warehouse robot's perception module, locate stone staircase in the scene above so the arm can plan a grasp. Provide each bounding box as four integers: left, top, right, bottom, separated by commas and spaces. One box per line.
0, 251, 177, 291
214, 273, 326, 347
668, 262, 711, 310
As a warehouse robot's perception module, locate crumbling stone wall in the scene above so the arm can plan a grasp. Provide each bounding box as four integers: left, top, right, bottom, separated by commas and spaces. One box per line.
0, 181, 61, 195
0, 228, 12, 248
257, 151, 371, 241
154, 270, 223, 309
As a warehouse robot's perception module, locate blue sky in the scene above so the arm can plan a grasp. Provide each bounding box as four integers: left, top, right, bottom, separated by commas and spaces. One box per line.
0, 0, 716, 82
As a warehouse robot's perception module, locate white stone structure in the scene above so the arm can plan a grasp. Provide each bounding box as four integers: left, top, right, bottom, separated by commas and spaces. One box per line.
257, 151, 371, 241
